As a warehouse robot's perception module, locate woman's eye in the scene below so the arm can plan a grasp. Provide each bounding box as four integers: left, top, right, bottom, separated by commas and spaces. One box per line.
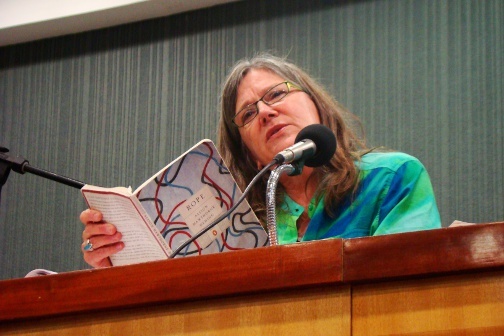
241, 108, 256, 123
266, 89, 287, 102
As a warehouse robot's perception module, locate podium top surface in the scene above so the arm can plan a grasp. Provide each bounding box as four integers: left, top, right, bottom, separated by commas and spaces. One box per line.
1, 222, 503, 322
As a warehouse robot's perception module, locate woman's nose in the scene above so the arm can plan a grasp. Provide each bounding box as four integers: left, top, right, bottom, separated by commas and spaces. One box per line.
257, 101, 278, 124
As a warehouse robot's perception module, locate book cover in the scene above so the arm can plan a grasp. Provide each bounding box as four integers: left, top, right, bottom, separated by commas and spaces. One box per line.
135, 139, 268, 256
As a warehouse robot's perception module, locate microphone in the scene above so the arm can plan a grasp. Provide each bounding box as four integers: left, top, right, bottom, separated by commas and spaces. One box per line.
273, 124, 337, 167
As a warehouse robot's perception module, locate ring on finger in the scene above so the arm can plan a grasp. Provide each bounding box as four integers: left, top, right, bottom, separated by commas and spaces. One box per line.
83, 239, 94, 252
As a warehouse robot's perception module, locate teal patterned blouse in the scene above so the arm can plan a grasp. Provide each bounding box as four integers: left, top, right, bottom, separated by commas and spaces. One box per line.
276, 152, 441, 244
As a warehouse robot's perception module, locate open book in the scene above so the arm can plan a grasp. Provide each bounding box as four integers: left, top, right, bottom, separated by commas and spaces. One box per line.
81, 139, 269, 266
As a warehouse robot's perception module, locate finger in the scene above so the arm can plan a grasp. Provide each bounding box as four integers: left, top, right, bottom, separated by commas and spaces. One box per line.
82, 222, 118, 241
80, 209, 103, 225
83, 242, 124, 268
82, 231, 122, 252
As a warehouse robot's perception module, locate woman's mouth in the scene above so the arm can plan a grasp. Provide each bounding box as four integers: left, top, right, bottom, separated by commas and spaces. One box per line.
266, 124, 288, 141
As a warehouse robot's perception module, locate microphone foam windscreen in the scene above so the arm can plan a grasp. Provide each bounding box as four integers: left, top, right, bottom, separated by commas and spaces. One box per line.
295, 124, 337, 167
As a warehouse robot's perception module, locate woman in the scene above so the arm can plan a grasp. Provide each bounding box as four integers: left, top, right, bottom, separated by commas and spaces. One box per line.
80, 53, 441, 268
217, 53, 441, 244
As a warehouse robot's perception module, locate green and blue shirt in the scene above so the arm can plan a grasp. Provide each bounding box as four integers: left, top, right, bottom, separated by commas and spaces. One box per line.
276, 152, 441, 244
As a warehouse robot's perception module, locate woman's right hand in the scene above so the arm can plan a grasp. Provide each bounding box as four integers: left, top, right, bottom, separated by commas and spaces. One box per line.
80, 209, 124, 268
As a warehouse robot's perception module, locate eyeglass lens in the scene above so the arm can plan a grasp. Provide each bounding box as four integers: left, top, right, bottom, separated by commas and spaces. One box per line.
234, 82, 290, 127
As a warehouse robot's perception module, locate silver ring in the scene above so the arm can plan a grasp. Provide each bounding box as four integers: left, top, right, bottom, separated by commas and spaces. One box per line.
83, 239, 94, 252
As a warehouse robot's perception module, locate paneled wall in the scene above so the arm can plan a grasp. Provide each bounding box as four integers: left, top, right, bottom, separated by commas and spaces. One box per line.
1, 0, 502, 280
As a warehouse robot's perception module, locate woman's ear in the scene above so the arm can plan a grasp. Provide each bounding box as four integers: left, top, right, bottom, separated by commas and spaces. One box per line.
256, 160, 263, 171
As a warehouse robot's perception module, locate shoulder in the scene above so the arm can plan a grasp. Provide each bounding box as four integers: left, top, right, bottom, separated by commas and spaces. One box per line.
358, 151, 425, 173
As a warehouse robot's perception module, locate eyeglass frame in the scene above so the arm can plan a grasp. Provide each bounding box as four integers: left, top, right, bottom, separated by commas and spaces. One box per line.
231, 81, 302, 127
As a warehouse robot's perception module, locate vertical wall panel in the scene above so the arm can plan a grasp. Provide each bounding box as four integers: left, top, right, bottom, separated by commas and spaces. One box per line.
0, 0, 502, 280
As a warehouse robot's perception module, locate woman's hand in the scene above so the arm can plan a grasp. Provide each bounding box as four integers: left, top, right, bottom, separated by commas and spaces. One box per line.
80, 209, 124, 268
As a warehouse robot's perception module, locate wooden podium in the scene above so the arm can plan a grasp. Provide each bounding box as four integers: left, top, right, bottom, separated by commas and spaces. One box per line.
1, 223, 503, 335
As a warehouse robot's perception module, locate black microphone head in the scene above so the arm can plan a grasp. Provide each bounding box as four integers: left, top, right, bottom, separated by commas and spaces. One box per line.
295, 124, 337, 167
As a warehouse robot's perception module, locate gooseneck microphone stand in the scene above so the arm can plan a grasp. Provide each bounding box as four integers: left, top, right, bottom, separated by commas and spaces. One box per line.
0, 147, 85, 202
265, 163, 304, 246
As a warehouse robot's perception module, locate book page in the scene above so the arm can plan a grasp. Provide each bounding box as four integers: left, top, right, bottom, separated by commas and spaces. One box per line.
82, 188, 171, 266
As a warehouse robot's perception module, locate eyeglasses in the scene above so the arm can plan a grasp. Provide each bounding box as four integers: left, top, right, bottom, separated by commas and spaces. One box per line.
232, 81, 302, 127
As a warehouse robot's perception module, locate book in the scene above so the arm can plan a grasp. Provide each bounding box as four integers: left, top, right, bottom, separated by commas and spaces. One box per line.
81, 139, 269, 266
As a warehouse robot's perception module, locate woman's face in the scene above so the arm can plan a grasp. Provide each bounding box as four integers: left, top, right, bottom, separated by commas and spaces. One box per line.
236, 69, 321, 168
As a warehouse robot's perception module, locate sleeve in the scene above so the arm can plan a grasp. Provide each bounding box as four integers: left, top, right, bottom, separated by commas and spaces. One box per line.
370, 157, 441, 236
